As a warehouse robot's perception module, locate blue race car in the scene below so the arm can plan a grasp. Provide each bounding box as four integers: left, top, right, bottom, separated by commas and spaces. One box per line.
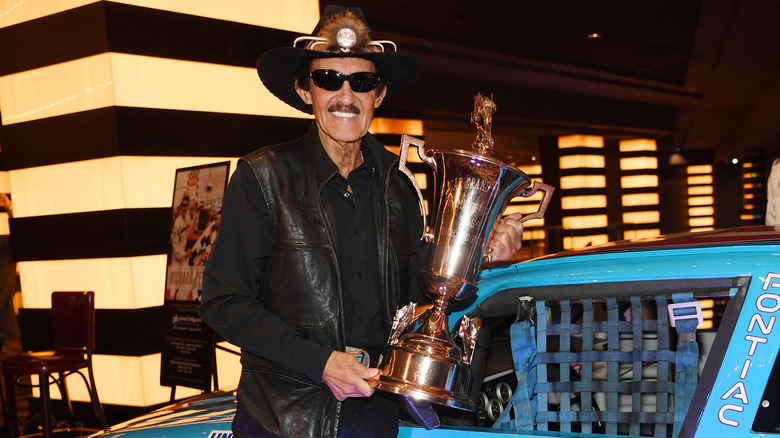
90, 226, 780, 438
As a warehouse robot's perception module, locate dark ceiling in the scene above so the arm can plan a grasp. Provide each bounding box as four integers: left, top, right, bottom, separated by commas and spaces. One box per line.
344, 0, 780, 162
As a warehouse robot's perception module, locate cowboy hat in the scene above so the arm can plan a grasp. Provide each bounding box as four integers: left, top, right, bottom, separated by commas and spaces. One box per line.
257, 5, 420, 114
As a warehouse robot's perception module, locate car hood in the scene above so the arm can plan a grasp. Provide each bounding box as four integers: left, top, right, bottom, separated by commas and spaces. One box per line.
90, 390, 236, 437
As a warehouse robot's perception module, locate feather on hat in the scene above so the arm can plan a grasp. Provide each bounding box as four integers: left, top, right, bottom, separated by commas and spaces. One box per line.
257, 5, 420, 114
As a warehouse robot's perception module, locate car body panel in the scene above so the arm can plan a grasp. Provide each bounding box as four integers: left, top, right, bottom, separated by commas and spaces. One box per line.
90, 390, 236, 437
690, 272, 779, 435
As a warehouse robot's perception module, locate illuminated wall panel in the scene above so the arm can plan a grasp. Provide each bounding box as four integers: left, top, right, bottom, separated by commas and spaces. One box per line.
562, 214, 608, 229
687, 165, 712, 174
0, 0, 95, 27
620, 156, 658, 170
370, 117, 424, 137
689, 217, 715, 227
623, 229, 660, 240
564, 234, 608, 249
559, 134, 603, 149
33, 354, 199, 405
0, 54, 308, 125
687, 164, 715, 232
18, 256, 167, 309
740, 148, 767, 225
119, 0, 318, 31
623, 211, 660, 224
688, 186, 713, 195
622, 193, 659, 207
10, 157, 237, 218
0, 54, 115, 125
621, 175, 659, 189
0, 0, 319, 31
618, 139, 660, 240
561, 195, 607, 210
619, 139, 657, 152
517, 164, 543, 176
557, 135, 607, 250
689, 206, 715, 216
559, 155, 605, 169
560, 175, 606, 189
688, 175, 713, 185
689, 196, 715, 206
36, 345, 242, 405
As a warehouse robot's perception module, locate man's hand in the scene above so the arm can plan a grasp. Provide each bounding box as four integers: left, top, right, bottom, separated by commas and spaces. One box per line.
486, 213, 525, 263
322, 351, 379, 401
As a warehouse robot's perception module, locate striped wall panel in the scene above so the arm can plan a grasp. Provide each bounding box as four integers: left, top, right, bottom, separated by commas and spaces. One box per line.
9, 209, 170, 261
0, 2, 297, 77
1, 107, 312, 169
557, 139, 611, 249
0, 0, 324, 410
19, 307, 162, 356
617, 139, 661, 239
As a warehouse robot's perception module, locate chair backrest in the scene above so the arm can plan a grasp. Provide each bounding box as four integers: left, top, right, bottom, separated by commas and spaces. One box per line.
51, 291, 96, 351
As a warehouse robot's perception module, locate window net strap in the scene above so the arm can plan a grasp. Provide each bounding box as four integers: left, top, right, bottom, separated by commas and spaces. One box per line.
671, 292, 700, 437
493, 311, 537, 430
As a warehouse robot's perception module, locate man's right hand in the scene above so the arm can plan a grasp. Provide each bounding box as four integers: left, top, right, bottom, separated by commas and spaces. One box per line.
322, 351, 379, 401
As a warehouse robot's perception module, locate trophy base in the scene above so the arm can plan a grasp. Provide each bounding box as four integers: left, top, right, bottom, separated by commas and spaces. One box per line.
370, 344, 475, 411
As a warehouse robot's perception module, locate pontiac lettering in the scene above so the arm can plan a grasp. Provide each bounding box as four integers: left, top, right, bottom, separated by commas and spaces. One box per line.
717, 273, 780, 428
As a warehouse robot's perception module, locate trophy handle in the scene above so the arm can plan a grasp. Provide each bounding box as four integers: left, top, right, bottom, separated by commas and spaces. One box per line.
400, 134, 435, 242
515, 181, 555, 224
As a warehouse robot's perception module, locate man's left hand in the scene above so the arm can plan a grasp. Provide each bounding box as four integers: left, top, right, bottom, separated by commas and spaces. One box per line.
322, 351, 379, 401
485, 213, 525, 263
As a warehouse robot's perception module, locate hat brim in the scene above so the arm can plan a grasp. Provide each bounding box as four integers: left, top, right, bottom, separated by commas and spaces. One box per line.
257, 47, 420, 114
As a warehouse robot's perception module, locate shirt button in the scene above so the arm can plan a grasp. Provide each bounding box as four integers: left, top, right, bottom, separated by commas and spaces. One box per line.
357, 272, 363, 278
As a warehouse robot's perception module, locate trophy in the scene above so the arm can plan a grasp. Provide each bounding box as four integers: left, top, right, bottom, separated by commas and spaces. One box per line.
370, 94, 554, 428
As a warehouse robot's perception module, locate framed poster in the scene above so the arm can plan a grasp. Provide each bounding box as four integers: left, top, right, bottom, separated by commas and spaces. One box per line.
160, 161, 230, 392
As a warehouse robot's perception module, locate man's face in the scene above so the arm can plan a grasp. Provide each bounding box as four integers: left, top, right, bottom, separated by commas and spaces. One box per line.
295, 57, 387, 149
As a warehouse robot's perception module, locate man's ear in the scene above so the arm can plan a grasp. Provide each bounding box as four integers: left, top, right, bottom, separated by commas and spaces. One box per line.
374, 85, 387, 109
295, 80, 312, 105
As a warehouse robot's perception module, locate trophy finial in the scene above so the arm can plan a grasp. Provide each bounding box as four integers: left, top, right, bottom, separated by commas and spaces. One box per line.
471, 93, 497, 156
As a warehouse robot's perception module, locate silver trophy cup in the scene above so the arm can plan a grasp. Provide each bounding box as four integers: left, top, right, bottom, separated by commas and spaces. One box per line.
371, 95, 553, 425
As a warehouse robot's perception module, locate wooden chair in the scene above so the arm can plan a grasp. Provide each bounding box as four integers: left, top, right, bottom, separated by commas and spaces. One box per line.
2, 291, 108, 437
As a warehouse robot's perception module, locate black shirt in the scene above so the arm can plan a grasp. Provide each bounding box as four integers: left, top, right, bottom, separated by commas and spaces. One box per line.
323, 153, 386, 351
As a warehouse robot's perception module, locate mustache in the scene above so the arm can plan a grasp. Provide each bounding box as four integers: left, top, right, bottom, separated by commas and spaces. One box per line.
328, 104, 360, 115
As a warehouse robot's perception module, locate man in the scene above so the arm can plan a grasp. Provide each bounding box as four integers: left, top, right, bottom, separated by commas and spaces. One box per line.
170, 194, 191, 265
0, 193, 20, 353
199, 6, 524, 437
767, 157, 780, 225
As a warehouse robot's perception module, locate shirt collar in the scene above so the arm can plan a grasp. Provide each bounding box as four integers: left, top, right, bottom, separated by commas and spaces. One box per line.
307, 122, 376, 185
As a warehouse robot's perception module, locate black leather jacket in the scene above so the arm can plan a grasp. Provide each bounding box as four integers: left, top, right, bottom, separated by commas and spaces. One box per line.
203, 125, 424, 437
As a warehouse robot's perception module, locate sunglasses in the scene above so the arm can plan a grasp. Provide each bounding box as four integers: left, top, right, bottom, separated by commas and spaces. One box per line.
308, 69, 382, 92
